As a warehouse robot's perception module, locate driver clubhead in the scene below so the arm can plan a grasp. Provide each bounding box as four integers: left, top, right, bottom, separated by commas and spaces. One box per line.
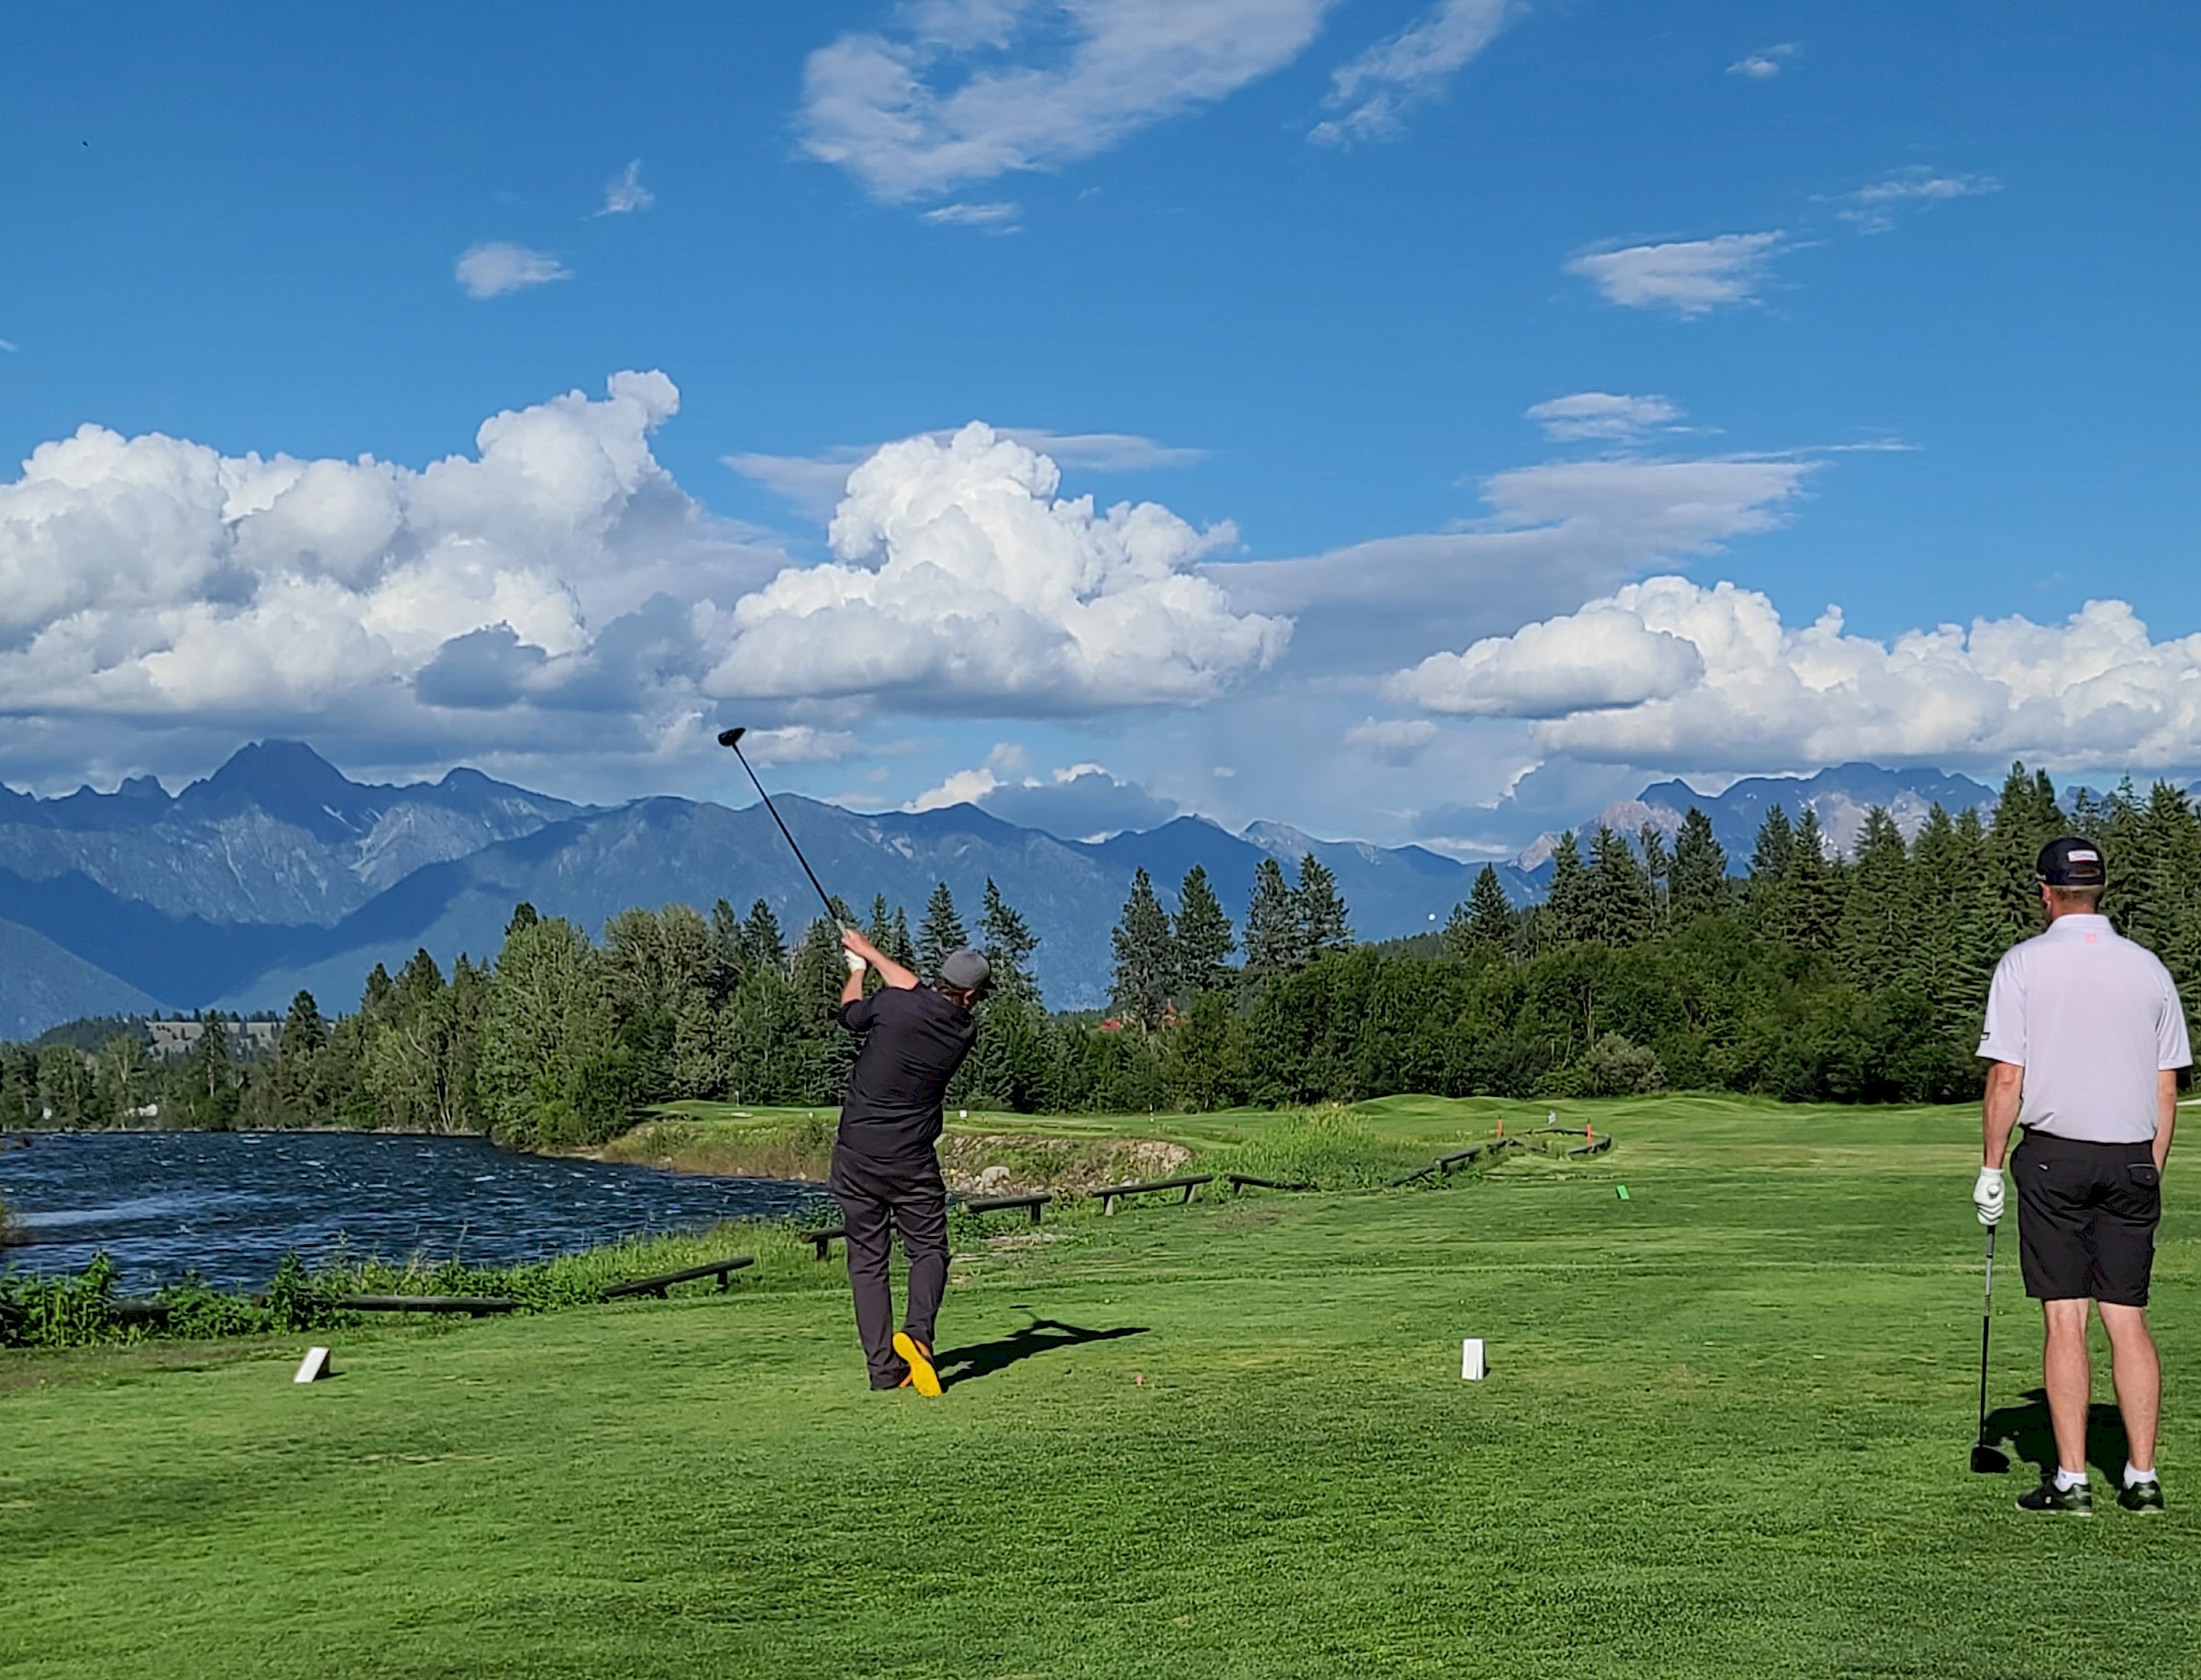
1970, 1443, 2011, 1476
716, 727, 746, 748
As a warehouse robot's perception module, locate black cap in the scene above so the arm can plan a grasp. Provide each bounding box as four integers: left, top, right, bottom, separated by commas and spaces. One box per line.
2036, 836, 2107, 888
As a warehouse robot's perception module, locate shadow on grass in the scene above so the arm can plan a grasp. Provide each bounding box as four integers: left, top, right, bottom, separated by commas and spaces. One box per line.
935, 1313, 1148, 1389
1983, 1387, 2131, 1480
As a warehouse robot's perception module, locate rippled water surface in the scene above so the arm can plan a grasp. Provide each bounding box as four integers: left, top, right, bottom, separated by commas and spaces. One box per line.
0, 1131, 824, 1289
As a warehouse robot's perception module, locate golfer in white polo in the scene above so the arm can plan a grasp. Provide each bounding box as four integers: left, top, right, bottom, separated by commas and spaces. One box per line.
1975, 836, 2191, 1515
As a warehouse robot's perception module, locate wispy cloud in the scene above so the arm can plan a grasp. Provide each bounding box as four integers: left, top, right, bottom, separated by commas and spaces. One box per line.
1527, 392, 1682, 443
921, 200, 1022, 231
0, 339, 17, 353
1311, 0, 1518, 146
801, 0, 1336, 203
454, 242, 571, 299
1832, 167, 2000, 234
598, 160, 654, 216
1566, 233, 1784, 316
1727, 43, 1797, 79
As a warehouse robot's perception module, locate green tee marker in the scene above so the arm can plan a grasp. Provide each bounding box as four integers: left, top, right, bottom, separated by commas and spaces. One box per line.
1616, 1185, 1631, 1200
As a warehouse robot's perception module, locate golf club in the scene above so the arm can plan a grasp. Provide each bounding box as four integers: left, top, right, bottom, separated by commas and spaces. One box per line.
717, 726, 842, 926
1970, 1221, 2011, 1474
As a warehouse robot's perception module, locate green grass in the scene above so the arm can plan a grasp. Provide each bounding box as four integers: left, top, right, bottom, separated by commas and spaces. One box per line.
6, 1094, 2198, 1677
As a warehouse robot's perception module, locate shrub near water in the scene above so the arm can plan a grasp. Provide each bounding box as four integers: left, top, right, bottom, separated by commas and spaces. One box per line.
0, 1221, 848, 1350
1209, 1104, 1432, 1190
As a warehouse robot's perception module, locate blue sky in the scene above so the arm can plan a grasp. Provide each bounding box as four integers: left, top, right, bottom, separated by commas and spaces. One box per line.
2, 1, 2196, 853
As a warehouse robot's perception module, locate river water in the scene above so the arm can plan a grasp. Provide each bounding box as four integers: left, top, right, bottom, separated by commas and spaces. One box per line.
0, 1131, 825, 1290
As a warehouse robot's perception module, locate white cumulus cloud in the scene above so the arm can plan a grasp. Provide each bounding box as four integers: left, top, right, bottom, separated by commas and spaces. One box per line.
0, 372, 789, 775
1526, 392, 1682, 442
1567, 232, 1784, 316
705, 423, 1288, 711
800, 0, 1337, 202
1311, 0, 1517, 145
1394, 575, 2201, 776
455, 242, 572, 298
599, 160, 654, 216
1390, 602, 1704, 717
1833, 167, 1999, 234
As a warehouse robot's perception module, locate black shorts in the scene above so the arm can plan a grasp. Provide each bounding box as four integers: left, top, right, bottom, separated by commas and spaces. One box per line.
2014, 1131, 2162, 1307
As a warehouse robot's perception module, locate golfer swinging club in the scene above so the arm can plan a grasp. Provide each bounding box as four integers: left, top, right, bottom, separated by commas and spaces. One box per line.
1975, 836, 2191, 1514
832, 926, 989, 1395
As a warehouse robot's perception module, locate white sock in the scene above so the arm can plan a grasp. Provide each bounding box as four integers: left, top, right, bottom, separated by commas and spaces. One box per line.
2125, 1464, 2158, 1487
2054, 1467, 2090, 1492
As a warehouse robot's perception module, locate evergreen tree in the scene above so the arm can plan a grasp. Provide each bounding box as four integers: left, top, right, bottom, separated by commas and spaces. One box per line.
1639, 823, 1673, 929
1172, 865, 1237, 998
1163, 989, 1248, 1111
1244, 857, 1305, 982
1784, 808, 1843, 954
706, 898, 746, 1000
1445, 865, 1516, 959
1109, 868, 1176, 1030
1986, 761, 2067, 942
1296, 855, 1354, 956
917, 881, 968, 976
738, 899, 786, 975
1834, 808, 1909, 991
1746, 806, 1797, 934
1543, 833, 1590, 946
1583, 824, 1655, 945
978, 879, 1041, 1004
506, 901, 539, 936
864, 894, 898, 960
1669, 808, 1730, 926
887, 905, 917, 970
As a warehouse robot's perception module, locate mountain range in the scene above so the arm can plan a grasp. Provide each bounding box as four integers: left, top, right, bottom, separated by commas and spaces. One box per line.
0, 745, 2180, 1038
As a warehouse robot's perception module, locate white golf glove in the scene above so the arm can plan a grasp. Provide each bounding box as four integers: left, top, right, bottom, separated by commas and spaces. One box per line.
845, 951, 867, 975
1974, 1166, 2005, 1228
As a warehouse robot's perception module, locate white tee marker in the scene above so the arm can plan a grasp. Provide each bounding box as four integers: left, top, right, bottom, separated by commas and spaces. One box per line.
293, 1346, 333, 1385
1460, 1338, 1486, 1381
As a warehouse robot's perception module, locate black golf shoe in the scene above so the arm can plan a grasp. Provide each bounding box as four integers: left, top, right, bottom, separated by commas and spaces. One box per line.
2118, 1478, 2166, 1515
2017, 1476, 2094, 1516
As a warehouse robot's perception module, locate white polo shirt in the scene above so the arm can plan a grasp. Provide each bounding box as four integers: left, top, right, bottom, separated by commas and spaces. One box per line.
1978, 913, 2193, 1144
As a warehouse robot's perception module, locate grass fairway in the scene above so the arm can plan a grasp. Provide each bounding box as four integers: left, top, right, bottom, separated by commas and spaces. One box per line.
5, 1095, 2197, 1677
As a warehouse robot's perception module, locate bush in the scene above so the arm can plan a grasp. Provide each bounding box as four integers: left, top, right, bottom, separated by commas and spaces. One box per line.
1215, 1104, 1430, 1191
1582, 1032, 1665, 1097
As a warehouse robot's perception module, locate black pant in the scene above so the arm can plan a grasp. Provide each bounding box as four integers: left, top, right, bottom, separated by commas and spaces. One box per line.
830, 1144, 949, 1387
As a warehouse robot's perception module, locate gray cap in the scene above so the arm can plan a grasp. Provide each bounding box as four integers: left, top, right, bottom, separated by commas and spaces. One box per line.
936, 948, 991, 992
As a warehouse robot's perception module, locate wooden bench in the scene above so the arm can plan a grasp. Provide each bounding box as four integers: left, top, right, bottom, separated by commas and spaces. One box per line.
958, 1192, 1052, 1225
795, 1226, 847, 1261
335, 1294, 518, 1317
1223, 1174, 1312, 1192
1091, 1174, 1214, 1215
601, 1255, 755, 1300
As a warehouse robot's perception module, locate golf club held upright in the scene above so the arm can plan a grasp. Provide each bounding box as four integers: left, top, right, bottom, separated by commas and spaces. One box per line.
718, 726, 842, 926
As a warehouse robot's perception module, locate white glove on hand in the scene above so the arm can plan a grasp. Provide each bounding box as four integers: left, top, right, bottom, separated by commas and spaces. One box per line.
1974, 1166, 2005, 1227
845, 952, 867, 975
